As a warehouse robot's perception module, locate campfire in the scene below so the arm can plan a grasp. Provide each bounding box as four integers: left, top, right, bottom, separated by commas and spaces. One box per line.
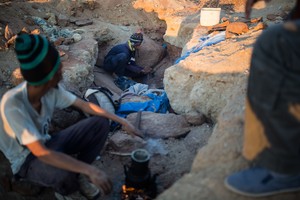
121, 149, 157, 200
121, 184, 153, 200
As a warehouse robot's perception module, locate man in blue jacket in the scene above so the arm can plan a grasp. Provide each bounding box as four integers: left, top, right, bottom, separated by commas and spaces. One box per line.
102, 33, 151, 90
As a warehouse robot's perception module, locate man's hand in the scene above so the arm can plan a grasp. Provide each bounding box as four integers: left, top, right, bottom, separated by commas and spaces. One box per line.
141, 66, 152, 74
86, 166, 112, 195
72, 98, 144, 138
245, 0, 271, 19
26, 140, 112, 194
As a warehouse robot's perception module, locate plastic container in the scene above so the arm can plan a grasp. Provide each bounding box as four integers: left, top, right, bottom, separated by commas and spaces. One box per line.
200, 8, 221, 26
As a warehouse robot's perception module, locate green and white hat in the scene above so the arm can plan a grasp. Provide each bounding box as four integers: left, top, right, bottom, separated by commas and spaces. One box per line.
15, 33, 61, 85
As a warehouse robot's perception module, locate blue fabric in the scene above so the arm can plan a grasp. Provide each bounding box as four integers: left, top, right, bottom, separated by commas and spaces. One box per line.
114, 76, 137, 91
175, 31, 226, 64
225, 167, 300, 197
116, 92, 170, 118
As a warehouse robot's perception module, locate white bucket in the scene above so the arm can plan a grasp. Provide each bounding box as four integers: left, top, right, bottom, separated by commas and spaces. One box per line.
200, 8, 221, 26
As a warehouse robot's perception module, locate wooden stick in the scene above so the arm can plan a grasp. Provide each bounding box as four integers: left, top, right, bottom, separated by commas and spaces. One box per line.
108, 151, 132, 156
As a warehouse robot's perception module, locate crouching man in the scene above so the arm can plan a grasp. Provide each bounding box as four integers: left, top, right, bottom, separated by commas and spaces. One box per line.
0, 33, 141, 199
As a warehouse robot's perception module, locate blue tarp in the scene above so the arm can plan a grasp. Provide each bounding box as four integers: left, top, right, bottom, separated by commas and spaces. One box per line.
116, 92, 170, 118
175, 31, 226, 64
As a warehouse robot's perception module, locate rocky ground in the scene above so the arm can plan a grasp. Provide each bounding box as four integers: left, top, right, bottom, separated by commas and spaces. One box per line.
0, 0, 211, 199
0, 0, 298, 200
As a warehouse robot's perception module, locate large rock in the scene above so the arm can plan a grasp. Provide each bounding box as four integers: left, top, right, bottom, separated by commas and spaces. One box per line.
191, 86, 247, 173
133, 0, 200, 48
157, 75, 300, 200
62, 37, 98, 95
126, 112, 191, 139
163, 30, 257, 122
156, 1, 299, 199
155, 84, 248, 200
108, 131, 146, 152
135, 36, 166, 69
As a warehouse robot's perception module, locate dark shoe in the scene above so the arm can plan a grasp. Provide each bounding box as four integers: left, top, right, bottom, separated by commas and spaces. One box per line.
114, 76, 136, 91
224, 167, 300, 197
54, 192, 74, 200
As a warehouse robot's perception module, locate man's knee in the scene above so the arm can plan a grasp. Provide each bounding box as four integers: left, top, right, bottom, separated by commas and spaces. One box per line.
254, 24, 283, 50
88, 116, 110, 133
115, 53, 128, 64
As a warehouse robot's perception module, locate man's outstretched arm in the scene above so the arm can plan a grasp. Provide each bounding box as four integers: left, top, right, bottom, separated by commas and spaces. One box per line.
26, 140, 112, 194
72, 97, 143, 137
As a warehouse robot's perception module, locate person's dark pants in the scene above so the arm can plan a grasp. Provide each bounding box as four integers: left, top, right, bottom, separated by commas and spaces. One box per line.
125, 64, 144, 78
243, 20, 300, 175
16, 116, 110, 195
103, 53, 128, 76
103, 53, 143, 78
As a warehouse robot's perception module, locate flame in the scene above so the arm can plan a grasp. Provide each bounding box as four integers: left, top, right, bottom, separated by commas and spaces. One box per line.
122, 184, 136, 193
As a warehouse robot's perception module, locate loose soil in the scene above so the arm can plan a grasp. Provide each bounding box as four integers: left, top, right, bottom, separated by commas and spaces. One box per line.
0, 0, 293, 199
0, 1, 211, 199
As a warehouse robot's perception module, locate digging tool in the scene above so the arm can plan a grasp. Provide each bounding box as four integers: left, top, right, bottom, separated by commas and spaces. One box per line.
134, 110, 142, 130
133, 110, 145, 139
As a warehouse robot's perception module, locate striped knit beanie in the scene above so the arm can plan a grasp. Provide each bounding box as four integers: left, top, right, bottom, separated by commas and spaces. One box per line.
15, 33, 61, 85
129, 33, 143, 45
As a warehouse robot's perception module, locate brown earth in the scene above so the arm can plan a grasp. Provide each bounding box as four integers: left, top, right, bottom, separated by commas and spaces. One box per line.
0, 1, 207, 199
0, 0, 293, 200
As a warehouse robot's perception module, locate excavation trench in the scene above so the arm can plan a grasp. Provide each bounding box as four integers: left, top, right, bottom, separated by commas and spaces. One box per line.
0, 1, 214, 199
